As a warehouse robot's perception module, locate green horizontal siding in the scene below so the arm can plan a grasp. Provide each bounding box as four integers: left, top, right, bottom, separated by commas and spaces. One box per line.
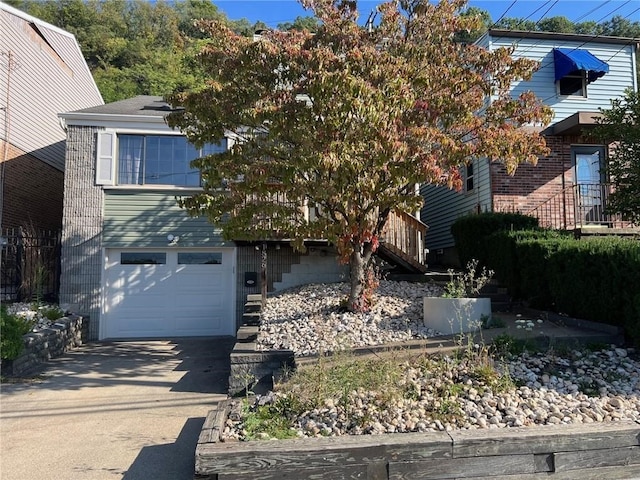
103, 190, 229, 247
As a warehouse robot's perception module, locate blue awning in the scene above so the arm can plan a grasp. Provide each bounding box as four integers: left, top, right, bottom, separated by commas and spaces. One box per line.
553, 48, 609, 83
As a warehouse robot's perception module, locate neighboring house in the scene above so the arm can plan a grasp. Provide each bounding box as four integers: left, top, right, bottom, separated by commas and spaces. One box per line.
59, 96, 360, 340
421, 29, 638, 266
0, 1, 103, 232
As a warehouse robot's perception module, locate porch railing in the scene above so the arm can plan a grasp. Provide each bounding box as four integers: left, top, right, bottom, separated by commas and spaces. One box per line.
381, 210, 428, 265
238, 193, 428, 267
526, 183, 627, 230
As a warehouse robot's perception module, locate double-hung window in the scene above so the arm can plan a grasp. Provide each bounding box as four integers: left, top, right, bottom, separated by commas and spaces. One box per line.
96, 132, 225, 187
465, 162, 474, 192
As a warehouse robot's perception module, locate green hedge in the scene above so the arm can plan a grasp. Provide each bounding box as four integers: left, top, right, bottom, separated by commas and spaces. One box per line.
450, 214, 640, 345
482, 230, 572, 302
547, 238, 640, 345
476, 233, 640, 346
451, 213, 539, 267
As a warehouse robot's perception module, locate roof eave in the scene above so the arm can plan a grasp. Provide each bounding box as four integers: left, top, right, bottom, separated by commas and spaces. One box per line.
548, 111, 603, 136
59, 112, 169, 125
488, 29, 639, 48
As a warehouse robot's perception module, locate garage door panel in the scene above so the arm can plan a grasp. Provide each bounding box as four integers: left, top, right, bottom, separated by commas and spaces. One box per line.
174, 312, 223, 334
117, 316, 171, 335
103, 248, 235, 339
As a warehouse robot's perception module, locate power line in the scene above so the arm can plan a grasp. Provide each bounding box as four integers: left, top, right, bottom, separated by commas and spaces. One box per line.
532, 1, 559, 25
572, 0, 612, 24
490, 0, 518, 27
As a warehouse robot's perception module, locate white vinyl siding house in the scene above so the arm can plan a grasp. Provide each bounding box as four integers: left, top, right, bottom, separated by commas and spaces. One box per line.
1, 2, 103, 232
421, 30, 637, 263
0, 2, 103, 171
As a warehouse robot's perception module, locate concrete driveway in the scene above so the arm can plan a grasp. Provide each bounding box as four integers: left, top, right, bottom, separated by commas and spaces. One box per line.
0, 338, 234, 480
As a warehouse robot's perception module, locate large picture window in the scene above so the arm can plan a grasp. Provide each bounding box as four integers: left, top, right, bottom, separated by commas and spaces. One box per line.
116, 135, 224, 187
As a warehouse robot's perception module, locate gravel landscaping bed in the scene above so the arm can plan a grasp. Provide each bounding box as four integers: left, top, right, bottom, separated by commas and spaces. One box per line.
257, 280, 443, 355
225, 282, 640, 441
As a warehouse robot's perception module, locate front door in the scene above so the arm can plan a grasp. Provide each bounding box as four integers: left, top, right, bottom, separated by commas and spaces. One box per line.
573, 146, 605, 225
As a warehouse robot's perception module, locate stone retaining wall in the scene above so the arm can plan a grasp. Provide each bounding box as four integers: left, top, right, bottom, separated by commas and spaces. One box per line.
196, 406, 640, 479
228, 325, 294, 396
1, 315, 84, 377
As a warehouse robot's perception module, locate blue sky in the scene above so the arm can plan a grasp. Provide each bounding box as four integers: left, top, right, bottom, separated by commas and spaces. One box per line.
212, 1, 640, 29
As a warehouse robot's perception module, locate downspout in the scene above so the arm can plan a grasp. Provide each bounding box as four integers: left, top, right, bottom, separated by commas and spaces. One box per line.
1, 50, 15, 231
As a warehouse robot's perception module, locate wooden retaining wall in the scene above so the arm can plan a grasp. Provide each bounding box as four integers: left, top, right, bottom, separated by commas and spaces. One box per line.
196, 403, 640, 480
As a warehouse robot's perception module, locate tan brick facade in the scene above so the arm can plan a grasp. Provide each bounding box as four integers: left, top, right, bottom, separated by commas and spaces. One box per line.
1, 140, 64, 231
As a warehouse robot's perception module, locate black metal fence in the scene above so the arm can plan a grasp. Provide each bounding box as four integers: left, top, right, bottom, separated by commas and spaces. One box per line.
0, 227, 61, 302
526, 183, 628, 230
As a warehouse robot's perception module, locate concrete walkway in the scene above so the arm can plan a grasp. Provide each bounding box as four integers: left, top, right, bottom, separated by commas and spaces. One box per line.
0, 338, 234, 480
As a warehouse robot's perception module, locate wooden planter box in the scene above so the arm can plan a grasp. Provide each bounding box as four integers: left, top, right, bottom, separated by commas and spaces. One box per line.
195, 403, 640, 480
423, 297, 491, 335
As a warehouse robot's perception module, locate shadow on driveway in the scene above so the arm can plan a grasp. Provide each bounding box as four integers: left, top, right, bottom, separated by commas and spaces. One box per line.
123, 417, 206, 480
0, 336, 235, 480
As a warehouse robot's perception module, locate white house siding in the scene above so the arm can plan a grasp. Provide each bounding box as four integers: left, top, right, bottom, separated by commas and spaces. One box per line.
0, 3, 103, 171
421, 31, 636, 261
487, 33, 637, 124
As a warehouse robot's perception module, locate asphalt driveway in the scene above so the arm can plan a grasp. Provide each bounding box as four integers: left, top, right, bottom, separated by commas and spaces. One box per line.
0, 337, 234, 480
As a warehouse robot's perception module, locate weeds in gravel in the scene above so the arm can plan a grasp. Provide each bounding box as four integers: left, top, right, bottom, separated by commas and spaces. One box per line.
241, 399, 299, 440
244, 340, 520, 439
279, 350, 410, 415
442, 259, 494, 298
38, 304, 65, 321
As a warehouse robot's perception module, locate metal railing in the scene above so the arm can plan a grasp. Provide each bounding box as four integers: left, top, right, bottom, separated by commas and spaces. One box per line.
1, 227, 61, 302
526, 183, 627, 230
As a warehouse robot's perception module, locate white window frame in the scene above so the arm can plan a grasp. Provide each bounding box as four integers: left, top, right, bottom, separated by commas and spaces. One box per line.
96, 130, 224, 188
557, 70, 587, 98
465, 162, 475, 192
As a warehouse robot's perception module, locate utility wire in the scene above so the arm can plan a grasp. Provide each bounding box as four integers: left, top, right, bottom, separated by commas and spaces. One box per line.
572, 0, 612, 24
490, 0, 518, 27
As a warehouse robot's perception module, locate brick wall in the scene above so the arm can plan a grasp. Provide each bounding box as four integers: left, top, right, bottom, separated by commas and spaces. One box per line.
0, 140, 64, 231
491, 135, 587, 226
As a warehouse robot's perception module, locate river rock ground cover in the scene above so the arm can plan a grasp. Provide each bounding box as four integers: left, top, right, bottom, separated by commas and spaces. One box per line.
224, 281, 640, 441
5, 302, 64, 331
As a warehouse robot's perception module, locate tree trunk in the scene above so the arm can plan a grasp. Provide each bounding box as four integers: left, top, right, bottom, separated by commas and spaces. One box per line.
347, 241, 375, 312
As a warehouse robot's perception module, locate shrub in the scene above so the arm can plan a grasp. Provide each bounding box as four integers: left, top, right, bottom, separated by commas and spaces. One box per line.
482, 229, 571, 297
480, 232, 640, 346
38, 304, 65, 321
1, 304, 34, 360
516, 237, 573, 308
547, 237, 640, 345
451, 213, 538, 267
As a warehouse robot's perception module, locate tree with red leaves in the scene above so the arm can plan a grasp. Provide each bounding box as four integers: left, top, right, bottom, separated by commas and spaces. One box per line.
167, 0, 552, 312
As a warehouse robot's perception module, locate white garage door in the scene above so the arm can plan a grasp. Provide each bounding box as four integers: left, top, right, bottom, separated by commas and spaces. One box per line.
103, 249, 235, 339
